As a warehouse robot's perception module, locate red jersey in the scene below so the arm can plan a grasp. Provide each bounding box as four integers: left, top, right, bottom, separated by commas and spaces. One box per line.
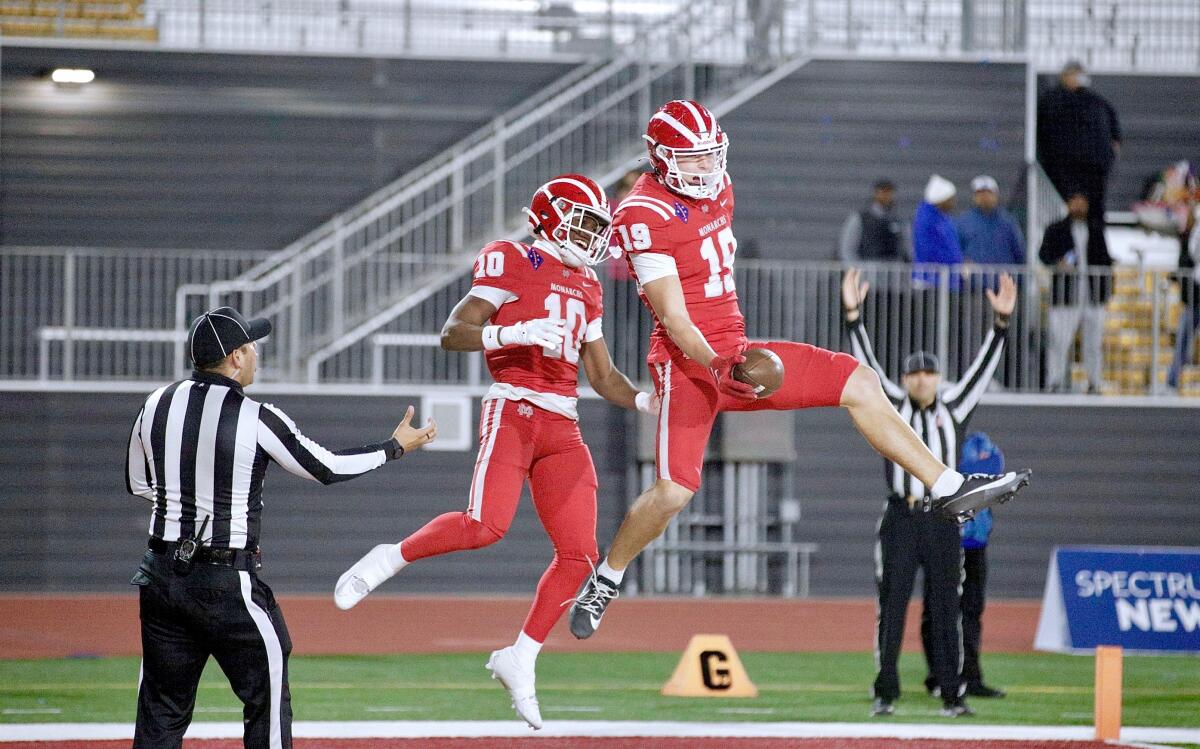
469, 239, 604, 401
614, 173, 746, 363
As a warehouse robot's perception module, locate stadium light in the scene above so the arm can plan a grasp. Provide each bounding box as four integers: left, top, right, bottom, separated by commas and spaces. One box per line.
50, 68, 95, 84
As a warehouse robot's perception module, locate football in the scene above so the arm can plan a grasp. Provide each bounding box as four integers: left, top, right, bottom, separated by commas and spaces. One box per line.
733, 348, 785, 399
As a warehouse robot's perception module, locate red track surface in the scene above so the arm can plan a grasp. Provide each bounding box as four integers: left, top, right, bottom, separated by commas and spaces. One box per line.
0, 595, 1041, 658
0, 741, 1118, 749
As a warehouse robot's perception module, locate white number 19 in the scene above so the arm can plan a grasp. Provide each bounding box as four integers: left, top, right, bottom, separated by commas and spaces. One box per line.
699, 227, 737, 298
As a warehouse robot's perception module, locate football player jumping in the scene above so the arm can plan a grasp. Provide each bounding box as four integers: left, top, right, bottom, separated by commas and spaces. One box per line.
334, 175, 658, 730
569, 100, 1031, 639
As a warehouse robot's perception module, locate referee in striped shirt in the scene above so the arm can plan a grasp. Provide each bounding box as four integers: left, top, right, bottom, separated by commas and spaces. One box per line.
842, 268, 1014, 718
126, 306, 436, 749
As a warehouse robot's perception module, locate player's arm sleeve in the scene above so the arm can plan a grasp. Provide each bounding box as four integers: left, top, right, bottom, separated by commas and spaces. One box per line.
125, 406, 154, 500
469, 241, 523, 307
629, 252, 678, 284
615, 206, 677, 284
845, 317, 905, 404
944, 324, 1007, 423
257, 403, 398, 485
467, 285, 515, 307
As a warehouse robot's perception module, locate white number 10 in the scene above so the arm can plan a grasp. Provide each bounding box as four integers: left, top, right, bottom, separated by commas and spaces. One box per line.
699, 227, 737, 298
543, 292, 588, 363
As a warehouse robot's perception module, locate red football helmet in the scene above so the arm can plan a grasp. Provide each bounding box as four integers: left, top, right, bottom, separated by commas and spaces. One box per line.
523, 174, 613, 266
643, 99, 729, 200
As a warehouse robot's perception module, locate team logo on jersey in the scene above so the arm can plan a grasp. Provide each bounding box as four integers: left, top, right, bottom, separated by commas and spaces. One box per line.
517, 403, 534, 418
673, 201, 689, 223
526, 248, 544, 270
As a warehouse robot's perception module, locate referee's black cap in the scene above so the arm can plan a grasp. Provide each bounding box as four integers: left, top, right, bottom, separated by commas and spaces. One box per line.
902, 350, 940, 375
188, 306, 272, 367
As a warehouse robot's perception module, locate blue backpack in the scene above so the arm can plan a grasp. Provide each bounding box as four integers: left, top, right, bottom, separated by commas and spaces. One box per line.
958, 432, 1003, 549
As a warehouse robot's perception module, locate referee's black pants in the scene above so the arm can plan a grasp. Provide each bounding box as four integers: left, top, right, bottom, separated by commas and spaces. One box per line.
132, 549, 293, 749
922, 545, 989, 690
872, 496, 963, 703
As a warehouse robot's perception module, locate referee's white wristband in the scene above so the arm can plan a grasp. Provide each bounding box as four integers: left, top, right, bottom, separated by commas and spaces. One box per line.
482, 325, 504, 351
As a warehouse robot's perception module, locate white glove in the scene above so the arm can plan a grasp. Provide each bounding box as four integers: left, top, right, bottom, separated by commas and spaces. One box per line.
635, 391, 661, 415
498, 318, 566, 351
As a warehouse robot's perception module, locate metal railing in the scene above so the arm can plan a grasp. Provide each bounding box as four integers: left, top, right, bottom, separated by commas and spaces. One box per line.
0, 247, 272, 382
301, 261, 1196, 398
5, 246, 1196, 396
6, 2, 1193, 72
175, 0, 758, 384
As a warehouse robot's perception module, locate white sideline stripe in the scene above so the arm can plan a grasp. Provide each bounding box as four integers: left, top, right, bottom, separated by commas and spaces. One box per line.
3, 721, 1199, 742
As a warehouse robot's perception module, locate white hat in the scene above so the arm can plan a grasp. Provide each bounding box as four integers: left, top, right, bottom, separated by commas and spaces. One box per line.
971, 175, 999, 194
924, 174, 957, 204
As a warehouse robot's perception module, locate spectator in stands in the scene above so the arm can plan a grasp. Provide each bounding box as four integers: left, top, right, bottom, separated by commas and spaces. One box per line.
1169, 209, 1200, 389
913, 175, 963, 287
923, 432, 1008, 701
956, 175, 1025, 266
1039, 193, 1112, 393
1037, 61, 1122, 229
747, 0, 785, 66
839, 178, 911, 263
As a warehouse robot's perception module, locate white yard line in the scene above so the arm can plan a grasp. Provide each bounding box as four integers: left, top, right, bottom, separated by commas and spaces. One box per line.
1, 721, 1198, 743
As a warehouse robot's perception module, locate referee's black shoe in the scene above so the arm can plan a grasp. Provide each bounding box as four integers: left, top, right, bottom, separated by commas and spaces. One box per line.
927, 469, 1032, 521
940, 698, 975, 717
568, 572, 619, 639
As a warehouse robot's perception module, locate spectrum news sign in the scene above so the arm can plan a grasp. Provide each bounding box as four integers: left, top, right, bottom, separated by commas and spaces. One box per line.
1034, 546, 1200, 653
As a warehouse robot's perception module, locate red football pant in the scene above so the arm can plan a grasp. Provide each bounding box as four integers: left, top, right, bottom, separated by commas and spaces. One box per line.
399, 399, 599, 643
649, 340, 860, 492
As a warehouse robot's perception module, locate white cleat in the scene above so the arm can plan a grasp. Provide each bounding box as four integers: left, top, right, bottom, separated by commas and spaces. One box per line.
485, 646, 543, 730
334, 544, 398, 610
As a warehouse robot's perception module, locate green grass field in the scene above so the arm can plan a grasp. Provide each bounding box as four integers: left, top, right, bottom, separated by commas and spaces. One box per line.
2, 652, 1197, 728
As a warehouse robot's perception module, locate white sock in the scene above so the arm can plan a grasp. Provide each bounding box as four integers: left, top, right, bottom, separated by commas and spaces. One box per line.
597, 558, 625, 584
513, 631, 542, 670
930, 470, 965, 500
386, 543, 409, 575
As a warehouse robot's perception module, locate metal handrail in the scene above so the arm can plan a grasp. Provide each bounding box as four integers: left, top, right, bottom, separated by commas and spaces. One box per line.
177, 0, 734, 382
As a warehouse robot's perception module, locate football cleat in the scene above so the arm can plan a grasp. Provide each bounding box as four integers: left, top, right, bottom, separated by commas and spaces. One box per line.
926, 469, 1032, 521
486, 646, 542, 730
568, 571, 620, 640
871, 698, 895, 717
334, 544, 399, 610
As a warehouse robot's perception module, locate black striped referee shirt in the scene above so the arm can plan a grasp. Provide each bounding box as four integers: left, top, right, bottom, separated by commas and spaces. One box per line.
846, 318, 1007, 499
126, 369, 401, 550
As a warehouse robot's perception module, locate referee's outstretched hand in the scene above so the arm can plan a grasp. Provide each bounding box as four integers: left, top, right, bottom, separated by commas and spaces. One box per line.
392, 405, 438, 453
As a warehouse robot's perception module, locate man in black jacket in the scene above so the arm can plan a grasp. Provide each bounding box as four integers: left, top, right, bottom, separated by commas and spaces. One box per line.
1037, 61, 1122, 228
1038, 193, 1113, 392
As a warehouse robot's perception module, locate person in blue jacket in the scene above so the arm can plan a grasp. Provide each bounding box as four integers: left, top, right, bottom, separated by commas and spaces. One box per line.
912, 174, 963, 288
955, 176, 1025, 266
922, 432, 1007, 699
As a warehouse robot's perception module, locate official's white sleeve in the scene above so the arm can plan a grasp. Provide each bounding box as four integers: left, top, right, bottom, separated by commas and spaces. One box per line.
630, 253, 679, 284
257, 403, 388, 485
468, 286, 517, 307
125, 407, 154, 500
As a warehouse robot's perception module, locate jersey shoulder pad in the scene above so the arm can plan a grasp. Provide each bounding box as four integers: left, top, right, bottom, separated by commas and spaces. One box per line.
613, 194, 676, 228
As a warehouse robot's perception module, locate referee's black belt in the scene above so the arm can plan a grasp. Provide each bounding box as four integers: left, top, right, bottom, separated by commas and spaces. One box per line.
148, 537, 262, 571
